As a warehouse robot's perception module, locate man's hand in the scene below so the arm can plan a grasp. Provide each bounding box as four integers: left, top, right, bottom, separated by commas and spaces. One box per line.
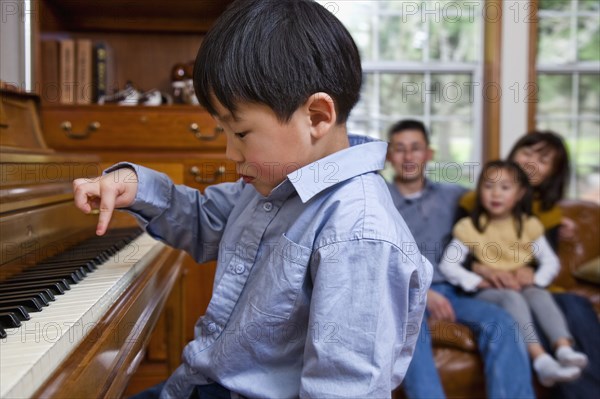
73, 167, 139, 236
513, 267, 534, 287
426, 289, 456, 322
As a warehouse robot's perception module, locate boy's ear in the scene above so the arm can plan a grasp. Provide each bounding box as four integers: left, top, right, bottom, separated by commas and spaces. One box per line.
305, 92, 336, 139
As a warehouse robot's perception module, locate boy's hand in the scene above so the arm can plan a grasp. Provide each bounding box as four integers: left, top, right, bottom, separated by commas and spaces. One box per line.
73, 167, 139, 236
513, 267, 534, 287
426, 289, 456, 322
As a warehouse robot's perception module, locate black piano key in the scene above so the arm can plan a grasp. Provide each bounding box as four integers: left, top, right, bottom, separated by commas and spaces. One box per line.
0, 327, 6, 339
0, 288, 56, 302
0, 312, 22, 328
21, 266, 88, 278
8, 268, 85, 284
0, 278, 70, 292
0, 297, 44, 312
0, 290, 54, 304
0, 281, 67, 295
25, 260, 92, 270
4, 271, 82, 284
27, 260, 97, 272
0, 306, 30, 321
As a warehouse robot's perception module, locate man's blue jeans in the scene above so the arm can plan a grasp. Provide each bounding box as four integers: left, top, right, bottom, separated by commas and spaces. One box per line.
402, 283, 535, 399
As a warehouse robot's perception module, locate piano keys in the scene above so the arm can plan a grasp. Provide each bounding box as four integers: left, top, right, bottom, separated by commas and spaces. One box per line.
0, 86, 185, 398
0, 230, 165, 398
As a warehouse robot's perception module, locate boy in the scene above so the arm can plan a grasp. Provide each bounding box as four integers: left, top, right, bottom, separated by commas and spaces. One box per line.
73, 1, 431, 398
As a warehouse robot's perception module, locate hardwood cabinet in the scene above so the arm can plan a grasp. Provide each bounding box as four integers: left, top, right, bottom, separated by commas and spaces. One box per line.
34, 0, 235, 395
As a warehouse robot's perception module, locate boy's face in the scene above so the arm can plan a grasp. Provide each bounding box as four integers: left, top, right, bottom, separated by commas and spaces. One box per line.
387, 129, 433, 183
213, 100, 314, 196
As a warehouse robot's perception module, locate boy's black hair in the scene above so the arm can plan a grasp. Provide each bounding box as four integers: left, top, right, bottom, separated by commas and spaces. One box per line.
508, 130, 570, 211
193, 0, 362, 124
472, 160, 533, 238
387, 119, 430, 145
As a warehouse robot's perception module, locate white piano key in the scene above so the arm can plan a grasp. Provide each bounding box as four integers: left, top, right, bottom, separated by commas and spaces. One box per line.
0, 233, 164, 398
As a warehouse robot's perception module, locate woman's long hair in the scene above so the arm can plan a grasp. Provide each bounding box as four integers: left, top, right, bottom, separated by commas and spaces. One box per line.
472, 160, 533, 238
508, 130, 570, 211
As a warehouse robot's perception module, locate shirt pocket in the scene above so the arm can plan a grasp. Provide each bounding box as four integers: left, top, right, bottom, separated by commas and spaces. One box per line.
249, 234, 311, 320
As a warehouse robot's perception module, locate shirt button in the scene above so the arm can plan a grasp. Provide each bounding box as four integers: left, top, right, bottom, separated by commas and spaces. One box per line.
263, 202, 273, 212
207, 322, 217, 333
235, 264, 245, 274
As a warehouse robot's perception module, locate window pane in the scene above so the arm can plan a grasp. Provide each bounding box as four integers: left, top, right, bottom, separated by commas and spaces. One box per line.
538, 17, 573, 63
431, 74, 473, 117
537, 120, 573, 138
539, 0, 572, 11
578, 16, 600, 61
330, 1, 375, 61
430, 120, 472, 163
352, 74, 376, 119
579, 74, 600, 116
379, 15, 424, 61
537, 74, 573, 116
576, 121, 600, 203
380, 74, 425, 116
429, 8, 480, 62
580, 0, 600, 12
429, 120, 474, 186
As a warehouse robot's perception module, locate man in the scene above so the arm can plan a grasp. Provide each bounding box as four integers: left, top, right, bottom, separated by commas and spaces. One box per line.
387, 120, 535, 398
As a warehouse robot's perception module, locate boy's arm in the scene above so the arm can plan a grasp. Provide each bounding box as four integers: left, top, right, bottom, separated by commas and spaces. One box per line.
299, 240, 431, 396
75, 163, 242, 263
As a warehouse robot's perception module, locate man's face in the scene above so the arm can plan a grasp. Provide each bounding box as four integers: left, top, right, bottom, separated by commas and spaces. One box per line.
388, 129, 433, 183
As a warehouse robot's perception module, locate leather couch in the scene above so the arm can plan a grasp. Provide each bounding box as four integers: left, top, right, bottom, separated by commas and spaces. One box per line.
393, 200, 600, 398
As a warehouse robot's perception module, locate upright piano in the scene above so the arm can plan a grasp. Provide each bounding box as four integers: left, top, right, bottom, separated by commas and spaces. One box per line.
0, 86, 184, 398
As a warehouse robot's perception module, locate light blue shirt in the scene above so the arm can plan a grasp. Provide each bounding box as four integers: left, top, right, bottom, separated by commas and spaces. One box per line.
114, 135, 431, 398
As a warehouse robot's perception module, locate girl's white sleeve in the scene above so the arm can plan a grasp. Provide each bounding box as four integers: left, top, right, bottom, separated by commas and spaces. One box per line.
532, 235, 560, 287
438, 238, 483, 292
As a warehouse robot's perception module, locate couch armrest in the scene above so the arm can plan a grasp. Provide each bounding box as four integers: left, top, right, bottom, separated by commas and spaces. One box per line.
429, 319, 478, 353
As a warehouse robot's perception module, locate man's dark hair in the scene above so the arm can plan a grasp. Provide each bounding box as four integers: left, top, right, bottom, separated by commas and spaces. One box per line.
387, 119, 430, 145
193, 0, 362, 124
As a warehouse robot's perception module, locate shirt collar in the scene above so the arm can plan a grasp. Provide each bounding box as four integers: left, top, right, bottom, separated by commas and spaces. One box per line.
287, 134, 387, 203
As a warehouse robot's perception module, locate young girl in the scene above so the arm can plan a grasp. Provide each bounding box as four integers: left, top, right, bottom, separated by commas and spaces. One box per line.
439, 160, 588, 387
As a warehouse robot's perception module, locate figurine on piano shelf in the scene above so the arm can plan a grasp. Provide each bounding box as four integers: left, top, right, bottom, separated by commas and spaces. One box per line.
73, 0, 432, 397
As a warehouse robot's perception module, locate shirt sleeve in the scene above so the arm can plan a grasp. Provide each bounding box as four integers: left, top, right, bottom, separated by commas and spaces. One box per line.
532, 235, 560, 287
438, 238, 483, 292
299, 239, 431, 397
103, 162, 243, 263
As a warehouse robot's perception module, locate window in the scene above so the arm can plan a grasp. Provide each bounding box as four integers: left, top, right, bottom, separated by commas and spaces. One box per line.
318, 0, 484, 185
536, 0, 600, 203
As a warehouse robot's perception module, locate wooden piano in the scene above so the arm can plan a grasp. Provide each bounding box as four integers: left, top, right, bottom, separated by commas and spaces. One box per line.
0, 86, 185, 398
